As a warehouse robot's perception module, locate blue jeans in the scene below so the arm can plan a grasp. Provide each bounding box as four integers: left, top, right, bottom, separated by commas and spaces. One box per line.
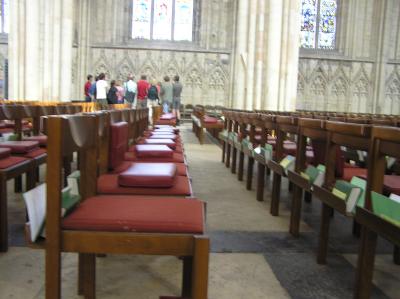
85, 95, 91, 102
163, 102, 170, 114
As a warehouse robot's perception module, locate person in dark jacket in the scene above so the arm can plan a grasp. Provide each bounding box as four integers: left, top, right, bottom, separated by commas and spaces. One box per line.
148, 80, 159, 105
107, 80, 118, 104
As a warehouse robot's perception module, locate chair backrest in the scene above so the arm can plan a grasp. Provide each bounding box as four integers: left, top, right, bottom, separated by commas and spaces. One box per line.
324, 121, 371, 189
275, 116, 299, 161
46, 114, 98, 262
366, 126, 400, 209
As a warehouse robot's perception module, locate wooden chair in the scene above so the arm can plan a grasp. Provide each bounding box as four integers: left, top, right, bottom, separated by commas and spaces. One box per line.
354, 125, 400, 298
313, 121, 371, 264
267, 116, 299, 216
287, 118, 327, 236
241, 113, 257, 191
39, 114, 209, 299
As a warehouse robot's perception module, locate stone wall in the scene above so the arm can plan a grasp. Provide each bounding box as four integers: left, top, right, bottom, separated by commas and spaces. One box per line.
297, 0, 400, 114
71, 0, 235, 106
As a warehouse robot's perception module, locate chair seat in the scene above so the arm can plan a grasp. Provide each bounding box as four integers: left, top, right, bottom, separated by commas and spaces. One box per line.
155, 125, 179, 133
0, 156, 30, 169
98, 174, 191, 196
358, 173, 400, 196
135, 144, 173, 158
155, 119, 177, 126
142, 139, 177, 150
24, 148, 47, 159
148, 134, 178, 140
0, 148, 11, 159
118, 163, 177, 188
115, 161, 188, 176
62, 196, 204, 234
160, 113, 176, 120
342, 166, 367, 182
203, 116, 218, 124
0, 141, 39, 154
125, 151, 185, 163
23, 135, 47, 147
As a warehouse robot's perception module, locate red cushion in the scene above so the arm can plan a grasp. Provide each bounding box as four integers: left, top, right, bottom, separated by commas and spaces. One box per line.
283, 143, 297, 155
382, 175, 400, 195
155, 119, 177, 126
135, 144, 173, 158
203, 116, 218, 124
143, 139, 177, 149
342, 167, 367, 182
0, 148, 10, 159
109, 122, 129, 170
160, 113, 176, 120
24, 148, 47, 159
98, 174, 191, 196
115, 160, 187, 176
0, 141, 39, 154
23, 135, 47, 147
118, 163, 177, 187
0, 128, 14, 134
62, 196, 204, 234
148, 134, 177, 140
124, 151, 185, 163
0, 156, 30, 169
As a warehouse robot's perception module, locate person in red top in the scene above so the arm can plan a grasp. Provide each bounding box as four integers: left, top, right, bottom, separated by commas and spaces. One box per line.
84, 75, 93, 102
136, 74, 150, 108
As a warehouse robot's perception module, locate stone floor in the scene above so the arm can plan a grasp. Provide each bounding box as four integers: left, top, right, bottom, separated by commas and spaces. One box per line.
0, 123, 399, 298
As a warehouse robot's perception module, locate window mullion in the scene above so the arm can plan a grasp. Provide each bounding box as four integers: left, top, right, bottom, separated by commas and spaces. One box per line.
171, 0, 175, 41
315, 0, 321, 49
150, 0, 155, 40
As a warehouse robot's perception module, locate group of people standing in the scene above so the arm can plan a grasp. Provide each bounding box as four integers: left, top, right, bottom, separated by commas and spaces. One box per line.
84, 73, 183, 123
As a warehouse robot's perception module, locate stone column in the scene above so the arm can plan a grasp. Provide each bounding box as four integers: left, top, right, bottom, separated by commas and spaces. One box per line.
9, 0, 74, 102
231, 0, 249, 109
244, 0, 257, 110
25, 0, 40, 100
253, 0, 266, 110
263, 0, 283, 110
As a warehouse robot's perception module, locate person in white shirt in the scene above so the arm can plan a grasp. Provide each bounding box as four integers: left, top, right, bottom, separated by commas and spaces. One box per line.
95, 73, 108, 105
124, 75, 137, 106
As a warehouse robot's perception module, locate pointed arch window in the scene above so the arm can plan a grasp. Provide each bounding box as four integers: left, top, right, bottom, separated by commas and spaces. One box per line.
0, 0, 8, 34
132, 0, 194, 41
300, 0, 337, 49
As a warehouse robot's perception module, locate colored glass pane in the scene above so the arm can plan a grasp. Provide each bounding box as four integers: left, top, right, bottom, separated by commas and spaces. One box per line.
300, 0, 318, 48
132, 0, 152, 39
318, 0, 337, 49
153, 0, 173, 40
174, 0, 193, 41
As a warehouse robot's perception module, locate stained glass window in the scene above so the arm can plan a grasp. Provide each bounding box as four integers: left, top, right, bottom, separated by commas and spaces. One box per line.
0, 0, 8, 34
174, 0, 194, 41
132, 0, 194, 41
132, 0, 152, 39
153, 0, 173, 40
300, 0, 337, 49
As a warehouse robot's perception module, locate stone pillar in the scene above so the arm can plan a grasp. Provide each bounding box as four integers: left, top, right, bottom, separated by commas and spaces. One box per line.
245, 0, 257, 110
253, 0, 266, 110
9, 0, 74, 102
232, 0, 249, 109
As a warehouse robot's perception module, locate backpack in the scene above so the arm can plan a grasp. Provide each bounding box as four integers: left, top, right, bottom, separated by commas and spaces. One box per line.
88, 83, 96, 96
148, 85, 158, 100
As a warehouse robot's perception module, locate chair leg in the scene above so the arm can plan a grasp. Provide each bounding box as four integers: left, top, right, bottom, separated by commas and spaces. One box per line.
78, 253, 85, 295
14, 175, 22, 193
393, 246, 400, 265
270, 173, 281, 216
354, 227, 377, 299
304, 191, 312, 203
237, 152, 244, 181
191, 236, 209, 299
221, 142, 226, 163
246, 157, 254, 190
46, 248, 61, 299
82, 253, 96, 299
256, 163, 265, 201
182, 256, 193, 298
352, 220, 361, 237
0, 176, 8, 252
231, 148, 237, 174
289, 186, 303, 237
225, 144, 231, 168
317, 203, 332, 264
26, 168, 36, 191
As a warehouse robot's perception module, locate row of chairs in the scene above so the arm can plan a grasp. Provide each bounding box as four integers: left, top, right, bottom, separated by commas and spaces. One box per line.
191, 106, 224, 144
23, 107, 209, 298
220, 108, 400, 299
